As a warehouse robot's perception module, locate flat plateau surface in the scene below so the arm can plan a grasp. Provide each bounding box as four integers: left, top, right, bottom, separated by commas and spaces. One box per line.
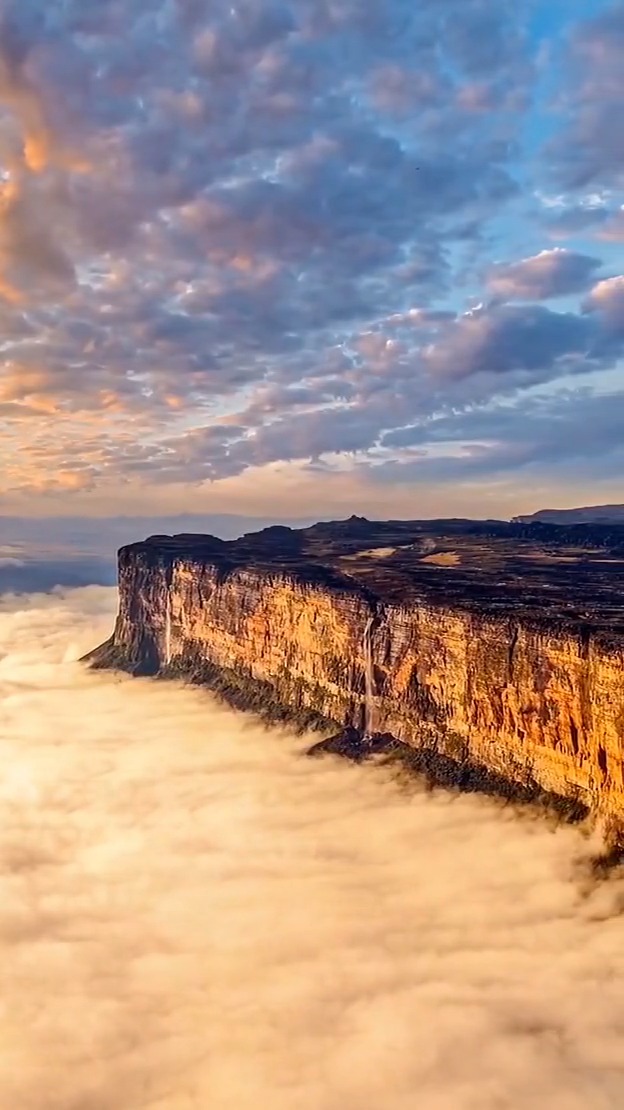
127, 517, 624, 645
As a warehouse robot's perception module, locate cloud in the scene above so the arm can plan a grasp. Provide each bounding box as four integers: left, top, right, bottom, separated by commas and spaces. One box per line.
0, 553, 113, 593
1, 586, 623, 1108
584, 276, 624, 334
0, 175, 75, 304
543, 203, 612, 240
548, 4, 624, 189
419, 304, 602, 383
0, 4, 56, 173
49, 297, 613, 488
378, 387, 624, 483
0, 1, 621, 511
0, 512, 316, 593
597, 208, 624, 241
0, 1, 534, 486
486, 248, 603, 301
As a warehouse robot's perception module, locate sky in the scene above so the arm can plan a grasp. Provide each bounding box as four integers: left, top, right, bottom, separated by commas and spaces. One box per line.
2, 584, 624, 1109
0, 0, 624, 525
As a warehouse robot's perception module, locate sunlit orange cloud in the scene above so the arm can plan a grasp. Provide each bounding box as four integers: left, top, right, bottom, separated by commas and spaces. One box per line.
55, 469, 93, 491
22, 127, 50, 174
21, 395, 61, 414
0, 43, 91, 178
18, 117, 91, 176
0, 55, 50, 173
13, 469, 94, 495
0, 439, 98, 492
0, 173, 73, 301
98, 390, 129, 413
0, 367, 52, 402
0, 274, 23, 305
0, 372, 134, 419
0, 174, 20, 208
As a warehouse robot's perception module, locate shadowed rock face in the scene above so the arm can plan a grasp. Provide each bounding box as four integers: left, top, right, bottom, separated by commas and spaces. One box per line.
84, 516, 624, 838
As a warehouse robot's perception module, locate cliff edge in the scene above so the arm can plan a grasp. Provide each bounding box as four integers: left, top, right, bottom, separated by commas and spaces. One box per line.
85, 517, 624, 839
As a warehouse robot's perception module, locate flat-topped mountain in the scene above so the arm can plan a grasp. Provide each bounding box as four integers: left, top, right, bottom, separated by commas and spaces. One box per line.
514, 504, 624, 525
112, 516, 624, 640
85, 516, 624, 843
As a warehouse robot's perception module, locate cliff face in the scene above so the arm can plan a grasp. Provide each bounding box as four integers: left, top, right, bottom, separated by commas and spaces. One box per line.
86, 518, 624, 837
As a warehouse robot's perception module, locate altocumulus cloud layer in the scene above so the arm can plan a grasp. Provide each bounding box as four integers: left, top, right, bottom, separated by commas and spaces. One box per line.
2, 586, 624, 1109
0, 0, 624, 518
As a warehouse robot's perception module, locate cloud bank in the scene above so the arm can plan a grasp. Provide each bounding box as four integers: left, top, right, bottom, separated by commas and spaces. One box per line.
0, 1, 622, 517
0, 512, 315, 593
1, 586, 624, 1108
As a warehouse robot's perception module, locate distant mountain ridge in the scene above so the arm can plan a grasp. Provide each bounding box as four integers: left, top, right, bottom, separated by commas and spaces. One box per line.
513, 504, 624, 525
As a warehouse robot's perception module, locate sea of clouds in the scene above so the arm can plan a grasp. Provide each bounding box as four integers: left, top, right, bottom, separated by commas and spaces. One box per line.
1, 586, 624, 1109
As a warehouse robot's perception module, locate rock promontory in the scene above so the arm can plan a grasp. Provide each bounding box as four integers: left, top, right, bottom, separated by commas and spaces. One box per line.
85, 516, 624, 839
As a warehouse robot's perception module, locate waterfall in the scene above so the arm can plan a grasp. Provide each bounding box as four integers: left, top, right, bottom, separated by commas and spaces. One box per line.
164, 596, 172, 666
363, 615, 375, 738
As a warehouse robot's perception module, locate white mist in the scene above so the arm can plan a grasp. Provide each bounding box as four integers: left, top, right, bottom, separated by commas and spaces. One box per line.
0, 587, 623, 1110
